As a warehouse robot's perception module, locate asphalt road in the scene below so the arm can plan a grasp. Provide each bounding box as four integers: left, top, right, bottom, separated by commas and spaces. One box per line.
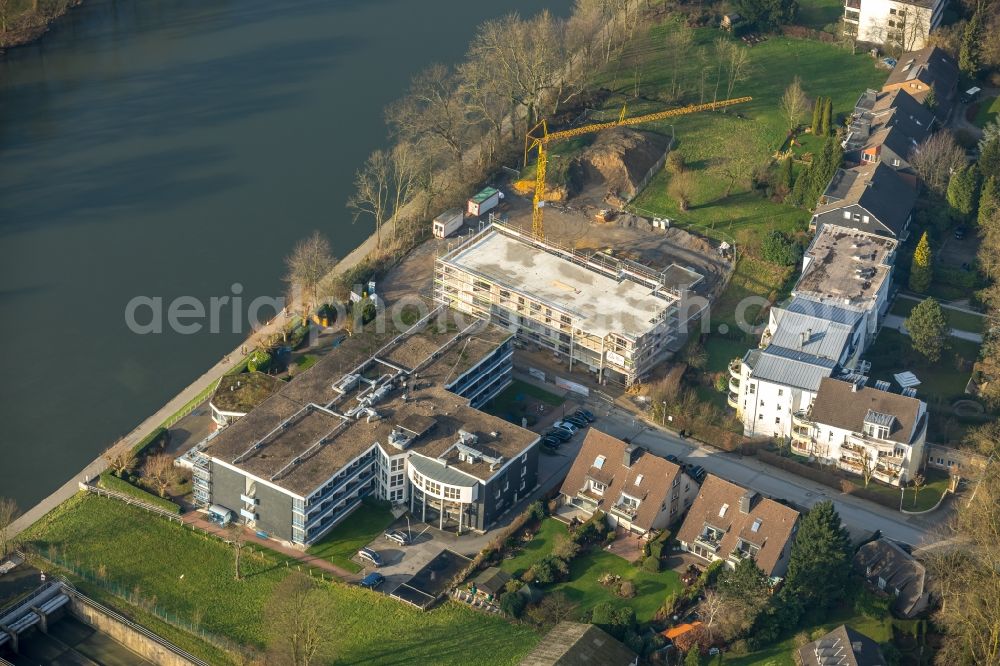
589, 408, 940, 548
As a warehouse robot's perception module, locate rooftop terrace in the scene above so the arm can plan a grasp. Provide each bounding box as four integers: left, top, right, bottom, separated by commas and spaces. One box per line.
205, 307, 536, 497
794, 228, 896, 309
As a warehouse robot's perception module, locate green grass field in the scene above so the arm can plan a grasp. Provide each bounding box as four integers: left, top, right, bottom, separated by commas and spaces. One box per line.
866, 328, 980, 403
500, 518, 682, 621
973, 95, 999, 129
610, 27, 884, 241
23, 494, 539, 664
857, 468, 952, 512
306, 499, 395, 573
891, 297, 986, 334
796, 0, 845, 30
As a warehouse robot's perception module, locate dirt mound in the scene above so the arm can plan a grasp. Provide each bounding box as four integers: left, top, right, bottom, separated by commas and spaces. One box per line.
571, 127, 670, 201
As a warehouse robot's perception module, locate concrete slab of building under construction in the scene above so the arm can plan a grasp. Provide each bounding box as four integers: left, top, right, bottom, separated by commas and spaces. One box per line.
440, 227, 701, 339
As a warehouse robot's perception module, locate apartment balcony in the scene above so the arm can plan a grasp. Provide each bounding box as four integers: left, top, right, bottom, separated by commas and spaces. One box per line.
791, 428, 813, 453
791, 409, 814, 428
727, 392, 740, 409
694, 533, 723, 553
729, 377, 741, 394
610, 503, 640, 521
844, 0, 860, 9
729, 359, 742, 380
843, 11, 859, 23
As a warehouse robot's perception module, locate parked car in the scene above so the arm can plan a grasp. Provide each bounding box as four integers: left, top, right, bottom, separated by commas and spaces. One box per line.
384, 530, 410, 546
955, 225, 967, 240
553, 420, 578, 434
357, 547, 382, 567
574, 409, 596, 423
564, 415, 589, 428
665, 454, 681, 464
545, 428, 573, 442
688, 465, 706, 481
359, 572, 385, 589
541, 435, 563, 448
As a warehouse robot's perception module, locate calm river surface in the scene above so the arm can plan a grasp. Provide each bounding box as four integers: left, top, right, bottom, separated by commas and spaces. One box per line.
0, 0, 569, 509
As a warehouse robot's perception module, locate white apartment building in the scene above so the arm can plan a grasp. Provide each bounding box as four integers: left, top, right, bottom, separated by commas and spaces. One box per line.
843, 0, 945, 51
434, 222, 702, 386
791, 377, 928, 486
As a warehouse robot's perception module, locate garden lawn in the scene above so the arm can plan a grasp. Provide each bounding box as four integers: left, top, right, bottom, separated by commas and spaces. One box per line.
23, 494, 539, 665
501, 518, 682, 622
722, 606, 892, 665
866, 328, 980, 403
890, 297, 985, 334
796, 0, 844, 30
973, 95, 999, 129
611, 27, 884, 242
857, 468, 952, 512
306, 498, 395, 573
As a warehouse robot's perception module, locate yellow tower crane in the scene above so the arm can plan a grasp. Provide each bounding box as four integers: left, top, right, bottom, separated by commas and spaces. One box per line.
524, 96, 753, 239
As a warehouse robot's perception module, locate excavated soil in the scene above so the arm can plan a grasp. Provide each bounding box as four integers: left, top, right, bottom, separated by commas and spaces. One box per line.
569, 127, 670, 202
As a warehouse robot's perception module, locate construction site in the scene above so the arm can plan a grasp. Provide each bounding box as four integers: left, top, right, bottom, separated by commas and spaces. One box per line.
379, 100, 741, 387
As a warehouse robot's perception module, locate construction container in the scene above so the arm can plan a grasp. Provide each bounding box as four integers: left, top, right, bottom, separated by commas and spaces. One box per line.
433, 208, 464, 238
467, 187, 501, 218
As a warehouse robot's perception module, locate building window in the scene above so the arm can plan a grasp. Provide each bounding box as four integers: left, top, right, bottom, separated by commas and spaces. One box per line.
520, 479, 526, 491
892, 158, 900, 166
635, 474, 644, 486
890, 7, 896, 13
777, 389, 783, 397
521, 466, 528, 477
521, 452, 528, 463
591, 480, 606, 495
775, 417, 781, 424
594, 455, 606, 469
443, 486, 461, 500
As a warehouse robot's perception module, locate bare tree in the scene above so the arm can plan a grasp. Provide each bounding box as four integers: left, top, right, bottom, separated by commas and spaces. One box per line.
102, 442, 136, 477
386, 63, 468, 166
859, 448, 877, 487
0, 497, 19, 558
143, 454, 176, 498
724, 42, 752, 106
927, 461, 1000, 664
229, 524, 247, 582
347, 150, 391, 249
265, 573, 337, 666
663, 24, 696, 102
526, 591, 578, 626
911, 131, 966, 196
668, 171, 696, 211
387, 141, 422, 239
911, 472, 926, 508
284, 231, 336, 319
780, 76, 810, 132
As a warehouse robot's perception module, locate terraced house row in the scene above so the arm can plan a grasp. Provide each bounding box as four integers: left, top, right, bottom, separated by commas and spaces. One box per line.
730, 47, 957, 486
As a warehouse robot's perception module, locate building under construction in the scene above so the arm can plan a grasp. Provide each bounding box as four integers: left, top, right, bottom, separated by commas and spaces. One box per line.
434, 222, 702, 386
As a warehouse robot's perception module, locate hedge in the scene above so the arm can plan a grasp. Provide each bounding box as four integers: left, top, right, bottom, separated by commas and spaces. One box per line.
98, 472, 182, 514
755, 449, 899, 509
130, 426, 169, 458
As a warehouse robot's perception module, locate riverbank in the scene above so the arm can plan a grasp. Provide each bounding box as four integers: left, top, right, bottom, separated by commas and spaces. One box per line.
0, 0, 82, 50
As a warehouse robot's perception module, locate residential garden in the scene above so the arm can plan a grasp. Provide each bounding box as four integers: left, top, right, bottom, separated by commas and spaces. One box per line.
20, 494, 540, 665
305, 499, 395, 573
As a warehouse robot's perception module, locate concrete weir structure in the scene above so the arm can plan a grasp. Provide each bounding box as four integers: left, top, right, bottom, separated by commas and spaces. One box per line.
434, 222, 702, 386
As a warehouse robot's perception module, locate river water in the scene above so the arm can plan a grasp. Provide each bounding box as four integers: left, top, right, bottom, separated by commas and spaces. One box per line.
0, 0, 569, 510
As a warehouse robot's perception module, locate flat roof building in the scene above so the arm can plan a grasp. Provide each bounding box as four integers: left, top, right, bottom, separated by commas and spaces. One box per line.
196, 306, 539, 545
435, 222, 702, 386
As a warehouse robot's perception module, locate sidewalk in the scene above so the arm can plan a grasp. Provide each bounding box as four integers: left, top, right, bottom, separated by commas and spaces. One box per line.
882, 313, 983, 343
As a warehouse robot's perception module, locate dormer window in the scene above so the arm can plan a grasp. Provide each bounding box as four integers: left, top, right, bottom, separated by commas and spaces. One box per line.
619, 494, 640, 510
864, 410, 894, 439
591, 480, 606, 495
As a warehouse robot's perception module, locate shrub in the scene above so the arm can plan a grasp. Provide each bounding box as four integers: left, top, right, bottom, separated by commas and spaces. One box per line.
854, 586, 891, 618
642, 555, 662, 573
504, 579, 524, 594
527, 500, 547, 522
552, 535, 580, 561
761, 230, 801, 266
499, 591, 526, 618
530, 555, 569, 584
591, 602, 636, 640
618, 581, 636, 599
246, 349, 271, 373
130, 427, 169, 458
729, 639, 749, 655
666, 151, 685, 174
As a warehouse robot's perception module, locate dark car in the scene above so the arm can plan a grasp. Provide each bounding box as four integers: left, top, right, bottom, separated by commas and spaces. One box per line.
358, 547, 382, 567
688, 465, 706, 481
665, 454, 681, 464
574, 409, 596, 423
541, 435, 563, 448
954, 225, 967, 240
384, 530, 410, 546
564, 415, 589, 428
359, 572, 385, 589
545, 428, 573, 442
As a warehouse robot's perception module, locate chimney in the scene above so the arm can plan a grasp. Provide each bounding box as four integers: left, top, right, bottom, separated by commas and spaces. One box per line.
739, 490, 757, 514
623, 444, 641, 468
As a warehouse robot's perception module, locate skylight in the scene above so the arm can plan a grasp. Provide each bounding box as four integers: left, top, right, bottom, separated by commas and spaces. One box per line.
594, 455, 606, 469
751, 518, 762, 532
719, 503, 729, 518
635, 474, 644, 486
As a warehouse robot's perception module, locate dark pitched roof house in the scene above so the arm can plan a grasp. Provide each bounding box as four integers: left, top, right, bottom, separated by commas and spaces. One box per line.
798, 625, 886, 666
854, 538, 930, 619
810, 378, 926, 446
847, 89, 934, 155
521, 621, 638, 666
676, 474, 800, 577
814, 163, 917, 238
559, 430, 686, 533
882, 46, 959, 120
